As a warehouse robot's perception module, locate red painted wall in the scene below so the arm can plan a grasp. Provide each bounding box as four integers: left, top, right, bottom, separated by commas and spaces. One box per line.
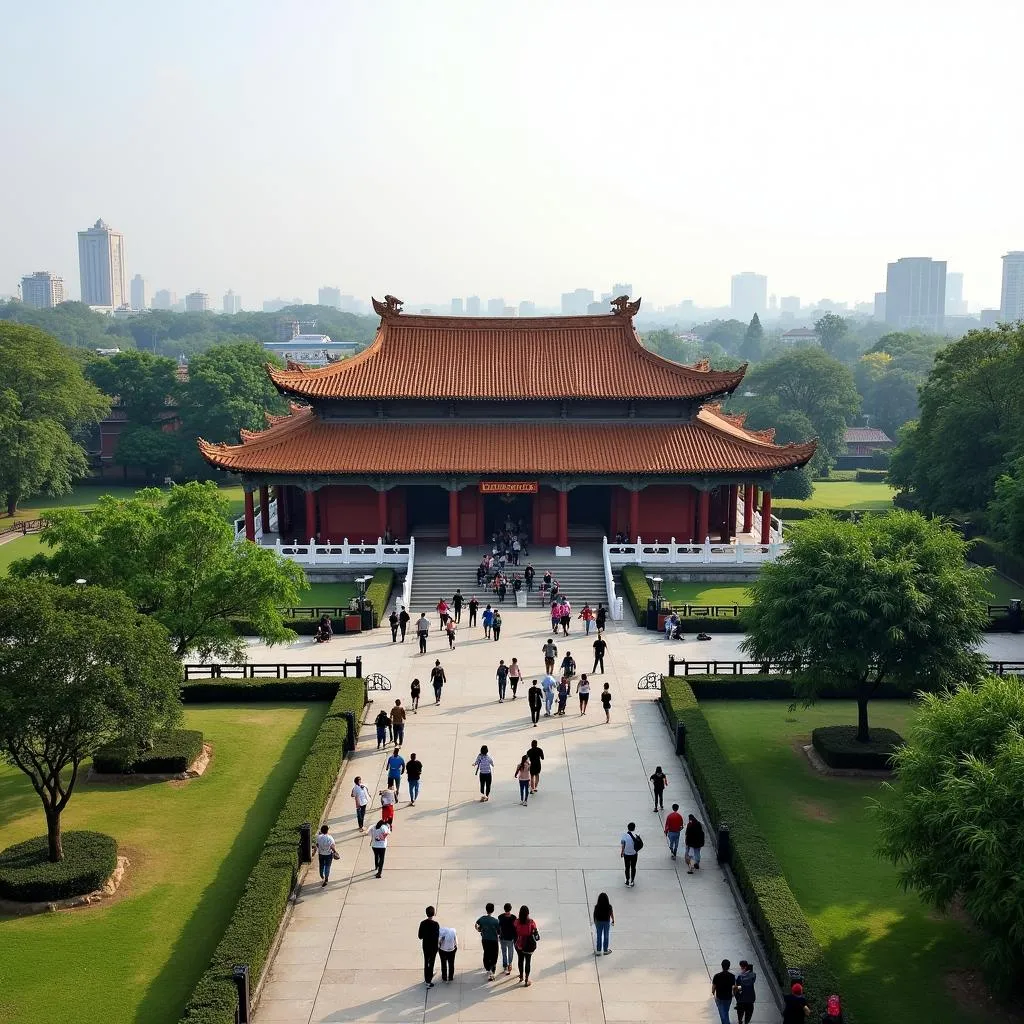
610, 488, 630, 538
386, 487, 408, 539
533, 487, 559, 545
637, 484, 696, 542
457, 488, 484, 546
318, 485, 381, 542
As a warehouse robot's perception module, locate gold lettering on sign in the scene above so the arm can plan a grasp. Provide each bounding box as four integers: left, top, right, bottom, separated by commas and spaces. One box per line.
479, 481, 539, 494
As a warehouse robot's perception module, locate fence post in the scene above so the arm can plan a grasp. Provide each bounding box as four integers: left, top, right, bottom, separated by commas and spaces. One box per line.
675, 722, 686, 755
298, 822, 312, 864
716, 823, 732, 865
343, 538, 351, 565
668, 655, 677, 677
356, 656, 363, 678
232, 964, 251, 1023
341, 711, 356, 753
670, 538, 677, 564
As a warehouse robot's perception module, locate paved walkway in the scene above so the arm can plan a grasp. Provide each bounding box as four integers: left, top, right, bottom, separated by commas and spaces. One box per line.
252, 609, 773, 1023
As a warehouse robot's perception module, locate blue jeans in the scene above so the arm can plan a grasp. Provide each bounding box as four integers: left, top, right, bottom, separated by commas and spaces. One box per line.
500, 938, 515, 968
318, 854, 333, 880
519, 780, 530, 802
408, 778, 420, 803
389, 774, 402, 797
544, 690, 554, 713
594, 919, 611, 952
714, 996, 732, 1024
394, 723, 405, 744
667, 831, 680, 856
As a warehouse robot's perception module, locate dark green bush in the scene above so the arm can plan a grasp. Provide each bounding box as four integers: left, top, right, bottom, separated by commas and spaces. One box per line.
180, 678, 364, 1023
93, 729, 205, 774
0, 831, 118, 902
668, 615, 746, 633
869, 450, 891, 470
660, 678, 850, 1019
681, 673, 914, 700
811, 725, 903, 770
855, 469, 889, 482
969, 537, 1024, 588
365, 569, 395, 627
181, 679, 341, 703
620, 565, 653, 626
228, 616, 346, 636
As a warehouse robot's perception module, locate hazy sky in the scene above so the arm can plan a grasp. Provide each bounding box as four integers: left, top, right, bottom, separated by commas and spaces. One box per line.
3, 0, 1022, 311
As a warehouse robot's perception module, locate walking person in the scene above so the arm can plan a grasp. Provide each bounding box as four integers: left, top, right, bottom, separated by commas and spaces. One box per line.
496, 659, 509, 702
592, 633, 607, 674
419, 906, 440, 988
556, 675, 570, 716
482, 604, 494, 639
475, 903, 501, 981
416, 611, 430, 653
380, 779, 396, 830
733, 959, 757, 1024
711, 959, 736, 1024
473, 745, 495, 801
430, 659, 446, 704
452, 588, 464, 623
550, 600, 560, 635
783, 982, 810, 1022
601, 682, 612, 723
542, 638, 558, 674
386, 747, 405, 798
592, 891, 614, 954
436, 597, 450, 629
498, 903, 518, 975
528, 679, 543, 726
410, 677, 421, 712
527, 739, 544, 793
446, 616, 457, 649
513, 905, 539, 985
559, 598, 571, 636
524, 564, 535, 592
492, 609, 502, 640
580, 603, 595, 634
620, 822, 642, 886
541, 673, 557, 716
515, 755, 532, 805
399, 606, 410, 642
391, 700, 407, 746
406, 753, 422, 805
438, 923, 458, 983
650, 765, 668, 811
389, 609, 399, 643
369, 818, 390, 878
508, 657, 522, 698
577, 673, 591, 715
316, 823, 338, 887
468, 595, 479, 627
664, 803, 684, 859
351, 776, 370, 832
596, 604, 607, 632
684, 814, 705, 874
374, 708, 390, 749
559, 650, 576, 678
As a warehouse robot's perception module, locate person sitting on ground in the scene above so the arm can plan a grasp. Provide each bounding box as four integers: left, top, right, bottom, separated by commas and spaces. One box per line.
664, 612, 679, 639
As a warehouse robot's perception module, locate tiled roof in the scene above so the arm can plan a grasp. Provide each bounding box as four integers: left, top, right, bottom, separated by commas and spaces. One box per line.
844, 427, 892, 443
267, 309, 745, 402
198, 406, 816, 476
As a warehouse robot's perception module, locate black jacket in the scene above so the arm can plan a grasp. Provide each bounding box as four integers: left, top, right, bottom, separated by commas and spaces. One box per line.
418, 918, 440, 951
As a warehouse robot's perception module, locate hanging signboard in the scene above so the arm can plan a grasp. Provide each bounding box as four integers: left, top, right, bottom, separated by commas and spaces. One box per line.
479, 481, 539, 494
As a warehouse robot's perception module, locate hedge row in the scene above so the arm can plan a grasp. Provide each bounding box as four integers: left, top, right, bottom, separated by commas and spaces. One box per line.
180, 678, 364, 1023
854, 469, 889, 482
93, 729, 205, 774
0, 831, 118, 902
181, 679, 341, 703
660, 678, 850, 1019
682, 673, 915, 700
365, 569, 395, 626
811, 725, 903, 770
620, 565, 652, 626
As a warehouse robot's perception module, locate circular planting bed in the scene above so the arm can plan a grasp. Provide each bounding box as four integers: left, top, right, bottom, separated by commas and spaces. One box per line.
811, 724, 904, 771
0, 831, 118, 903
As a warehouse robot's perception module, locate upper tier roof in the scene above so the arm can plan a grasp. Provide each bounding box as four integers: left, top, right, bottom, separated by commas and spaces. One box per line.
267, 296, 746, 402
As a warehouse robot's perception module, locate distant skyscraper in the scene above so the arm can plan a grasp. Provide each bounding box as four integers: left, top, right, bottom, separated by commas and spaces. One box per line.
78, 218, 126, 308
873, 292, 887, 320
466, 296, 481, 315
730, 273, 767, 321
20, 271, 65, 309
945, 272, 967, 315
518, 300, 536, 317
223, 289, 242, 314
610, 282, 633, 298
152, 289, 175, 310
185, 291, 210, 312
1000, 252, 1024, 322
885, 257, 946, 330
318, 286, 342, 309
451, 297, 464, 315
779, 296, 800, 314
561, 288, 594, 315
130, 274, 146, 311
486, 298, 505, 316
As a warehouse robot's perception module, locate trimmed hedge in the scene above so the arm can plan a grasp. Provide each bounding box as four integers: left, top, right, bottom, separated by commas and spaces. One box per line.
0, 831, 118, 902
661, 678, 850, 1019
811, 725, 902, 770
365, 568, 395, 626
181, 679, 341, 703
855, 469, 889, 482
180, 678, 364, 1023
682, 673, 915, 700
668, 615, 747, 633
621, 565, 653, 626
93, 729, 205, 774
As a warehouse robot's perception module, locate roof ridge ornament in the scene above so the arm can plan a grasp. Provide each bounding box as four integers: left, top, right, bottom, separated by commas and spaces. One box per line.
610, 294, 641, 317
372, 294, 404, 319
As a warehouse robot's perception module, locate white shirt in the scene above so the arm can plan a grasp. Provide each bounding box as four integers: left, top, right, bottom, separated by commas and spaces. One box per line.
620, 832, 638, 856
315, 833, 336, 856
541, 674, 557, 693
370, 823, 391, 848
351, 784, 370, 806
438, 926, 457, 952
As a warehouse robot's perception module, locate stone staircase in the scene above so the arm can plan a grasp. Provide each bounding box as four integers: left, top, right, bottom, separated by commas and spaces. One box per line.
402, 540, 611, 614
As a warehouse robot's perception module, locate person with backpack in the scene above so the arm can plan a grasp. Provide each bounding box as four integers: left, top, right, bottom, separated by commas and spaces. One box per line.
491, 608, 502, 641
684, 814, 705, 874
430, 660, 446, 704
513, 905, 539, 985
559, 650, 576, 678
410, 677, 421, 712
374, 708, 390, 750
495, 659, 510, 702
474, 902, 501, 981
620, 822, 643, 886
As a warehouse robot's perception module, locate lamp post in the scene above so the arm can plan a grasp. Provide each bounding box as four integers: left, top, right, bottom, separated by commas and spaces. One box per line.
355, 574, 374, 628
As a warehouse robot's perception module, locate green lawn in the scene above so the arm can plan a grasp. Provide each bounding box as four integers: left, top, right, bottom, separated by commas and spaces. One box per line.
775, 480, 895, 511
702, 701, 986, 1024
302, 582, 358, 608
985, 570, 1022, 605
0, 534, 44, 575
661, 581, 751, 606
0, 702, 328, 1024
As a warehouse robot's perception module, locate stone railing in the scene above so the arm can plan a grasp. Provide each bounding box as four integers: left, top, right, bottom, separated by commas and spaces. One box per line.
400, 535, 415, 611
603, 536, 786, 566
267, 536, 413, 568
601, 537, 625, 620
233, 498, 278, 542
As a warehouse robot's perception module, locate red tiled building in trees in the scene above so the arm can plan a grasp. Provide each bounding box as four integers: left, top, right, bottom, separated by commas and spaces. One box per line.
199, 295, 815, 552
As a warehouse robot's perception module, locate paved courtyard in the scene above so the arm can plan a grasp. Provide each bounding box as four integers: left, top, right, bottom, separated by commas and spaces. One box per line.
250, 608, 773, 1023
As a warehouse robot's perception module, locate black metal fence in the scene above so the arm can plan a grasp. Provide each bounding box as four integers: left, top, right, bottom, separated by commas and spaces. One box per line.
662, 603, 1016, 623
183, 659, 362, 680
667, 656, 1024, 677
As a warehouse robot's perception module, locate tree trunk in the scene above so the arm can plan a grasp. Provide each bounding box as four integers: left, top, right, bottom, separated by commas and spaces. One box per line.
856, 697, 871, 743
45, 806, 64, 862
6, 494, 17, 517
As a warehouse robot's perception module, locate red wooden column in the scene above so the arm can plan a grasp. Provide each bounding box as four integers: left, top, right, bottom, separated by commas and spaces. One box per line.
448, 489, 460, 549
628, 488, 640, 541
556, 490, 569, 549
259, 484, 271, 535
378, 490, 388, 538
697, 490, 710, 542
304, 489, 317, 542
743, 484, 754, 533
727, 484, 738, 539
760, 490, 773, 544
243, 490, 256, 542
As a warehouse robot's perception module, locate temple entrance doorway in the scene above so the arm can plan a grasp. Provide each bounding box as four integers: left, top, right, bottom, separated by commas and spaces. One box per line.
405, 485, 449, 535
567, 484, 612, 538
483, 492, 533, 542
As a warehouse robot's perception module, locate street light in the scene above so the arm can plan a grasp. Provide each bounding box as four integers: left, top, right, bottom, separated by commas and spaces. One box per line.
354, 575, 373, 610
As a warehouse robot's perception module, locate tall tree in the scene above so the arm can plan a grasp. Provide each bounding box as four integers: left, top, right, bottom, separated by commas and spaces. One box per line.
0, 579, 182, 861
86, 348, 180, 426
739, 313, 763, 362
0, 323, 110, 516
814, 312, 850, 357
854, 351, 920, 438
13, 482, 307, 659
876, 675, 1024, 982
740, 511, 988, 741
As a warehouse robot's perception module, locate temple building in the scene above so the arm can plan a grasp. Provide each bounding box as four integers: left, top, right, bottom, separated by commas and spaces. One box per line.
199, 295, 816, 554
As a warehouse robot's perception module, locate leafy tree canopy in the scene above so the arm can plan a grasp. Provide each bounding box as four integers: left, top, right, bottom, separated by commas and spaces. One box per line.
740, 510, 988, 741
987, 456, 1024, 552
739, 313, 763, 362
854, 351, 920, 439
0, 579, 182, 861
85, 349, 180, 425
693, 319, 747, 354
12, 482, 307, 659
0, 322, 110, 515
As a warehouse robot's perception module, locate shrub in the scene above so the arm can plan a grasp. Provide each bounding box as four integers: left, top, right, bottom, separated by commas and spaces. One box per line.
620, 565, 653, 626
667, 615, 747, 633
181, 679, 341, 703
228, 616, 347, 637
811, 725, 903, 770
0, 831, 118, 902
869, 450, 891, 471
365, 569, 395, 627
92, 729, 205, 774
679, 673, 915, 700
180, 678, 364, 1023
855, 469, 889, 482
660, 678, 850, 1019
